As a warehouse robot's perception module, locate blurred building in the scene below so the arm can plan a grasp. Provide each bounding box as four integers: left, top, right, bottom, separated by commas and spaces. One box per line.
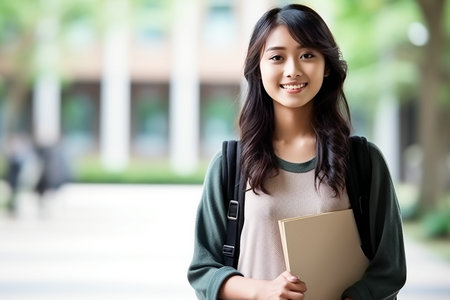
0, 0, 293, 174
0, 0, 410, 179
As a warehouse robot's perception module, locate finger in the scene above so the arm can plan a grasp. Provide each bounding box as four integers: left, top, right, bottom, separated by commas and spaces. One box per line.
288, 280, 307, 293
282, 271, 299, 283
283, 289, 305, 300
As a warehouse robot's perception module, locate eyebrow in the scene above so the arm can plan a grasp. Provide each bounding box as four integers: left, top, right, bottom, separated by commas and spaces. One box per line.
265, 45, 306, 52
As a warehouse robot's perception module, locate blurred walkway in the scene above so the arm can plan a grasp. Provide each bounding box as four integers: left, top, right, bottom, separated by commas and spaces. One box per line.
0, 184, 449, 300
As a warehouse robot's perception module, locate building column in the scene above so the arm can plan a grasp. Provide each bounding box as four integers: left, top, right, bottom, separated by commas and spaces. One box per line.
33, 0, 60, 147
374, 53, 400, 182
238, 0, 272, 106
100, 0, 131, 171
33, 74, 60, 146
242, 0, 272, 38
169, 0, 200, 175
374, 95, 400, 182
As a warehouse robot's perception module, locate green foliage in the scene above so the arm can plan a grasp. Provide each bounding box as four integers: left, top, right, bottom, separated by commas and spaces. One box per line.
59, 0, 97, 23
0, 0, 40, 40
403, 220, 450, 263
423, 211, 450, 238
396, 183, 420, 220
59, 1, 101, 47
422, 195, 450, 238
333, 0, 423, 124
73, 156, 208, 184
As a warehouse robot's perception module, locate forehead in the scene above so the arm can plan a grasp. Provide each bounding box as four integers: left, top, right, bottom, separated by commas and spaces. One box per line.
263, 25, 302, 51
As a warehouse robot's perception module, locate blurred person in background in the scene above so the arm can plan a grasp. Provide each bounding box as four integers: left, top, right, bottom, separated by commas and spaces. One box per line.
3, 134, 41, 216
3, 135, 71, 218
33, 141, 72, 216
188, 4, 406, 300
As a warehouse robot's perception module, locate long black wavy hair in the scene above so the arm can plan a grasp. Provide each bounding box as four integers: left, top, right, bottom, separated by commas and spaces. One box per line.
239, 4, 351, 196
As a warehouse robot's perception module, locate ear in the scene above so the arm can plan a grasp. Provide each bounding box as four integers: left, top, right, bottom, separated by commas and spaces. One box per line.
324, 67, 330, 77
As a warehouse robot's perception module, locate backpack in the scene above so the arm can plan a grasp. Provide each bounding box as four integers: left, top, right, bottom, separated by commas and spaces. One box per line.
221, 136, 374, 268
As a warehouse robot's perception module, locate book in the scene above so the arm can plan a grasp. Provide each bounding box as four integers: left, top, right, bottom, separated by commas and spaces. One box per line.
278, 209, 369, 300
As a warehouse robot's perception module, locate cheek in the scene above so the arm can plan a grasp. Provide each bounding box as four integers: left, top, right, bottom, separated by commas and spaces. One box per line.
260, 65, 278, 87
305, 63, 325, 77
259, 65, 270, 91
307, 66, 326, 88
260, 77, 272, 98
260, 73, 278, 98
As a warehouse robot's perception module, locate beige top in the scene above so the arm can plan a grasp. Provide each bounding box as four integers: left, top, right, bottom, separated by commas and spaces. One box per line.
237, 157, 350, 280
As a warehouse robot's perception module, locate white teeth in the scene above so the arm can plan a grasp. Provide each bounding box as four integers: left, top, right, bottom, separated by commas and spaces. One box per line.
282, 83, 306, 89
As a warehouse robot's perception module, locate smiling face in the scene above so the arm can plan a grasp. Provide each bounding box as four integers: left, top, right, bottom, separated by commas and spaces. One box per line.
259, 25, 327, 110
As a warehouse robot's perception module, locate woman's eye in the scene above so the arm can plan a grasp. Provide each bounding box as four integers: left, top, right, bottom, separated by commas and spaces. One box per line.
269, 55, 283, 61
300, 53, 314, 59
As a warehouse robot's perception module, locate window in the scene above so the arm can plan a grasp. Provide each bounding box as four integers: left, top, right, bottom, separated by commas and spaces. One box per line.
134, 0, 170, 45
203, 0, 236, 48
61, 83, 99, 157
200, 84, 240, 155
131, 84, 169, 157
63, 17, 96, 51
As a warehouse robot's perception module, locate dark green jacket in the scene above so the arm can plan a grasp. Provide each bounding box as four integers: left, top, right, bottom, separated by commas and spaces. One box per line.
187, 142, 406, 299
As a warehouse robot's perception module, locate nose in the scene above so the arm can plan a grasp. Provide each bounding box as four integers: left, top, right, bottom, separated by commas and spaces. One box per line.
284, 57, 303, 78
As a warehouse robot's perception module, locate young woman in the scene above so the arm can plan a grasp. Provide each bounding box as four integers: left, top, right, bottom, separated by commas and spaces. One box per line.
188, 4, 406, 300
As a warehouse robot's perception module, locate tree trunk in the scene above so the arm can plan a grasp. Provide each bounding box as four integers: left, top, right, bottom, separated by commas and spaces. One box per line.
5, 76, 28, 129
1, 29, 34, 151
416, 0, 446, 213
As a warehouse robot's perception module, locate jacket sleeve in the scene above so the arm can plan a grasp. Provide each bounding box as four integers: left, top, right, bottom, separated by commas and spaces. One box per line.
342, 143, 407, 299
187, 152, 243, 299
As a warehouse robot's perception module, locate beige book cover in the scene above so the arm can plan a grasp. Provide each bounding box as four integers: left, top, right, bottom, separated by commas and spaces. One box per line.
278, 209, 369, 300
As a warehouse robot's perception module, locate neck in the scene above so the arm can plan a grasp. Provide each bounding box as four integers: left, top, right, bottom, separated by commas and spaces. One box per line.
273, 102, 315, 141
272, 102, 316, 162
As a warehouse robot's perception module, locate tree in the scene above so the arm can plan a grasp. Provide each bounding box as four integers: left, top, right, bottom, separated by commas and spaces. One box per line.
0, 0, 100, 148
334, 0, 449, 216
415, 0, 450, 214
0, 1, 40, 143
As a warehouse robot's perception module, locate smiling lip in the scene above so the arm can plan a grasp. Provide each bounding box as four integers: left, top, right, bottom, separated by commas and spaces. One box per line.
280, 82, 307, 93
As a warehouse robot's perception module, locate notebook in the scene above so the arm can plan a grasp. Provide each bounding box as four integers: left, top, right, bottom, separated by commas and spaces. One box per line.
278, 209, 369, 300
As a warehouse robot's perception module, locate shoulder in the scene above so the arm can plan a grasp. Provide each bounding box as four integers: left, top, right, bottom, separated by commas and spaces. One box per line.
204, 150, 223, 184
349, 136, 386, 165
348, 136, 391, 176
366, 141, 391, 172
209, 150, 223, 169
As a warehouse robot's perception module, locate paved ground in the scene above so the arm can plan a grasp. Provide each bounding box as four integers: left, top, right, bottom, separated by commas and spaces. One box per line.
0, 183, 449, 300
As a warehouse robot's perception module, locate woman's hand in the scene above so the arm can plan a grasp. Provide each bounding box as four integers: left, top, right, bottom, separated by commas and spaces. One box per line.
254, 271, 307, 300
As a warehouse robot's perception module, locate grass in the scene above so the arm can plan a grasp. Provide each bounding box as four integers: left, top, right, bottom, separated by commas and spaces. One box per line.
0, 154, 211, 184
73, 156, 209, 184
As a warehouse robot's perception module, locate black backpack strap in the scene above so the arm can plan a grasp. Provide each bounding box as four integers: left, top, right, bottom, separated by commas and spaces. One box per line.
221, 137, 374, 265
346, 136, 374, 260
221, 140, 245, 268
